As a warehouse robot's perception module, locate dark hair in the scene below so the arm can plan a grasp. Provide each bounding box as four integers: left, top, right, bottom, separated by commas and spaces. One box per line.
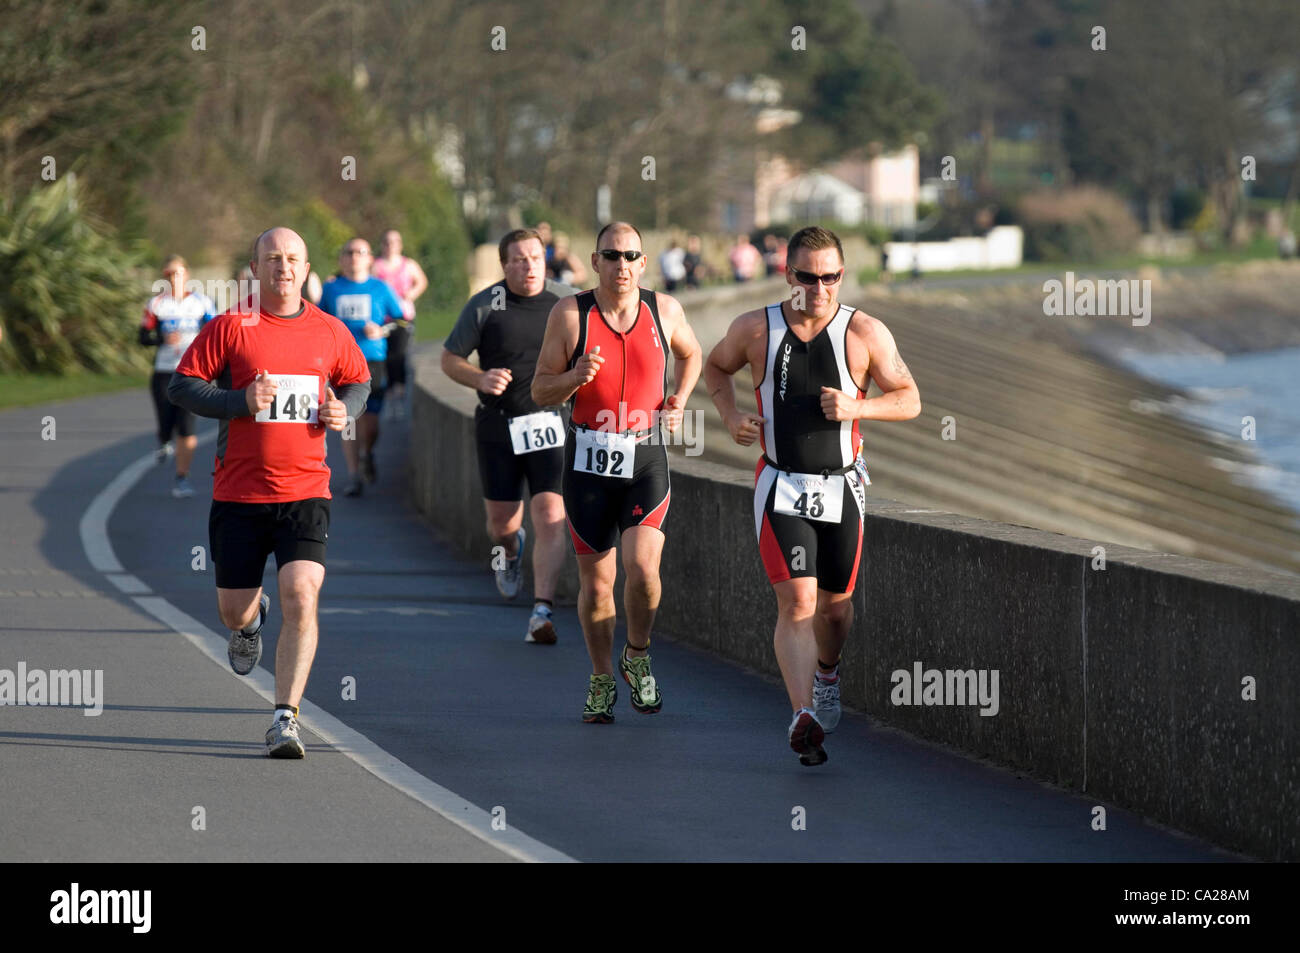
498, 228, 544, 264
595, 221, 643, 250
786, 226, 844, 266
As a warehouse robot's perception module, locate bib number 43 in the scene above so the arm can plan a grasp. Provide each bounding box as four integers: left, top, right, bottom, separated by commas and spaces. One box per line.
774, 470, 844, 523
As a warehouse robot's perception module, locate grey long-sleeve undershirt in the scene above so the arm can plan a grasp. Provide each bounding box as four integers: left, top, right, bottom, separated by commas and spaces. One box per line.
167, 374, 372, 421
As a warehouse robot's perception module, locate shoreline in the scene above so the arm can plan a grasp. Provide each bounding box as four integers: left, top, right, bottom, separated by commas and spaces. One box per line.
680, 265, 1300, 577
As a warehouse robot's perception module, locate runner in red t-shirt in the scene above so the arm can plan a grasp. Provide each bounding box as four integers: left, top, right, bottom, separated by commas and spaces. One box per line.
169, 226, 371, 758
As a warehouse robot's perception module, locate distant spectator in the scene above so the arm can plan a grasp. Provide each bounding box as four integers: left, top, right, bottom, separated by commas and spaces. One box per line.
729, 234, 762, 282
1279, 229, 1297, 260
536, 221, 555, 264
762, 233, 787, 276
683, 234, 706, 288
373, 228, 428, 413
546, 231, 587, 286
659, 240, 687, 291
373, 229, 429, 321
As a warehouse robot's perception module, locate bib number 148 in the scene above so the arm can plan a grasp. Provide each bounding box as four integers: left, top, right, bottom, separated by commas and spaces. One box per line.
254, 374, 320, 425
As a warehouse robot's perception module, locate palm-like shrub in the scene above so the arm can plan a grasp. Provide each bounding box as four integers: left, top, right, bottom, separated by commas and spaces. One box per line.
0, 175, 152, 374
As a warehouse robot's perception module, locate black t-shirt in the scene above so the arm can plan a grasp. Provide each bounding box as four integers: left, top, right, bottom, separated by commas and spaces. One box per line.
444, 279, 573, 443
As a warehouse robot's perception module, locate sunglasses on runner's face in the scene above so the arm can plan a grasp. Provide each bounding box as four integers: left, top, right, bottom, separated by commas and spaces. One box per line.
597, 249, 644, 262
790, 268, 843, 286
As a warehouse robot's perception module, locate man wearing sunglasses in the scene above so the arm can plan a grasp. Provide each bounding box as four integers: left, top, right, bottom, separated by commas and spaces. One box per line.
532, 222, 702, 724
704, 226, 921, 766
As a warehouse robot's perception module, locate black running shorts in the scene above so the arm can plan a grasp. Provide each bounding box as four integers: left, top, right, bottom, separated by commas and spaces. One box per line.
562, 428, 670, 555
477, 437, 565, 502
209, 497, 330, 589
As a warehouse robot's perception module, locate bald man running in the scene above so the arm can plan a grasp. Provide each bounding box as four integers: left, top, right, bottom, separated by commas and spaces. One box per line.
533, 222, 702, 723
169, 227, 372, 758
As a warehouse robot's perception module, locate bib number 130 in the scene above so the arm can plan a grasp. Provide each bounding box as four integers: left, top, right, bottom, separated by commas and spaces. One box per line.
508, 411, 565, 456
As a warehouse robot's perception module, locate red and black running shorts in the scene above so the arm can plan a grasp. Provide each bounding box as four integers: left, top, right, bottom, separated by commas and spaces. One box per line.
753, 458, 866, 594
562, 427, 670, 555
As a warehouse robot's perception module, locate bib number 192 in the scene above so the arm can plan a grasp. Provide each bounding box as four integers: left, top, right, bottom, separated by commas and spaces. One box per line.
583, 446, 625, 476
573, 428, 636, 479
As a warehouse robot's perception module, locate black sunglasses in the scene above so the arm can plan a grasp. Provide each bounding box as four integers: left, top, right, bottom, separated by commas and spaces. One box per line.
597, 249, 644, 262
789, 267, 843, 286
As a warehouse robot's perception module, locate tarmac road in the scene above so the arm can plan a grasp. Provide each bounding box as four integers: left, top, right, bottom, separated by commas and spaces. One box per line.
0, 384, 1238, 862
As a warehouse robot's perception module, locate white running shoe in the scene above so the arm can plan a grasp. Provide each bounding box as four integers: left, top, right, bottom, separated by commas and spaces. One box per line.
495, 528, 525, 600
526, 605, 557, 644
265, 715, 305, 759
813, 671, 842, 732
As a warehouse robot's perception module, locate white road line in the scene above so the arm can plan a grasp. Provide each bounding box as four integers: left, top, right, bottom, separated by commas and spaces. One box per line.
81, 437, 574, 864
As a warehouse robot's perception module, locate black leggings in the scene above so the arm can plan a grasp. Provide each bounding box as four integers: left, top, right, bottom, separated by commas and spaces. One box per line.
386, 325, 410, 387
151, 371, 194, 443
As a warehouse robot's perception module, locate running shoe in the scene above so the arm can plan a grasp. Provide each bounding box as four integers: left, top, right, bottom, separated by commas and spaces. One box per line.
155, 442, 174, 465
227, 592, 269, 676
495, 527, 525, 600
172, 475, 195, 499
788, 708, 827, 766
582, 674, 617, 724
362, 453, 377, 484
344, 476, 363, 497
813, 670, 841, 732
265, 714, 305, 759
526, 604, 557, 644
619, 644, 662, 713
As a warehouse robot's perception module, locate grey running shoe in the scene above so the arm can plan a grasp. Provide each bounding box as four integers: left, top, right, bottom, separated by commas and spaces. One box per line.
344, 476, 363, 497
227, 592, 269, 676
813, 671, 841, 732
265, 715, 305, 759
526, 605, 557, 644
172, 475, 195, 498
494, 528, 525, 600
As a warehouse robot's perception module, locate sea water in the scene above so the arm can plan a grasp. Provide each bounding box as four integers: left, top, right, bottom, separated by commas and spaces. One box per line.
1117, 346, 1300, 524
